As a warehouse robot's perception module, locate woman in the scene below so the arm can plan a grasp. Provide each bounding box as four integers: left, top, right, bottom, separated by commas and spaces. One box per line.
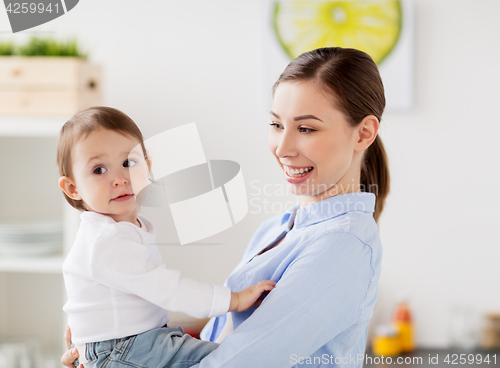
62, 46, 389, 367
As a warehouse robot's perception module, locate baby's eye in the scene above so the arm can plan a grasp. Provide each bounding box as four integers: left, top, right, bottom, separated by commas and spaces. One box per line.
93, 166, 107, 175
124, 159, 137, 168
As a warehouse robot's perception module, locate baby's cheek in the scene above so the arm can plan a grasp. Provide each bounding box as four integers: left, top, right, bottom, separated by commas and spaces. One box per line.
130, 168, 150, 195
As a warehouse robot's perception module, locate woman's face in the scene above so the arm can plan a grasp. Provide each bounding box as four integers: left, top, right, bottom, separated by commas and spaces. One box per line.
268, 81, 361, 207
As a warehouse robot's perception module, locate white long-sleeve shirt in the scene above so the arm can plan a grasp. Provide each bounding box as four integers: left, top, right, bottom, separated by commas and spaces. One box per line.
62, 211, 231, 345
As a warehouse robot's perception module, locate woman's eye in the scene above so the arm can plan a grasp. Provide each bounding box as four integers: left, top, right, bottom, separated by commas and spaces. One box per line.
124, 159, 137, 168
93, 167, 107, 175
298, 127, 316, 133
269, 122, 282, 129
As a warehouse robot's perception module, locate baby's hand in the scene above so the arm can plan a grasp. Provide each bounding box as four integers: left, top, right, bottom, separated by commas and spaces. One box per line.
229, 280, 276, 312
61, 326, 83, 368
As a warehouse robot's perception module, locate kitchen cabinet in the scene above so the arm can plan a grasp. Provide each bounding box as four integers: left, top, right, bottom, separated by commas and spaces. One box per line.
0, 117, 82, 359
0, 56, 101, 361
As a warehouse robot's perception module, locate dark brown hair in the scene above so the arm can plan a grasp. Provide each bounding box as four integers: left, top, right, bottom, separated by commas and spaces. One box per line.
273, 47, 390, 222
56, 106, 148, 211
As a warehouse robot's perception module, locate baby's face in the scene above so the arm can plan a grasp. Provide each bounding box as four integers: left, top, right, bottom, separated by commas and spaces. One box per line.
69, 128, 150, 223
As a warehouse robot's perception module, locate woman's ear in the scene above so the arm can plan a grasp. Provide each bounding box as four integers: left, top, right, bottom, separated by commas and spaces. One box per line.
58, 176, 81, 200
354, 115, 379, 152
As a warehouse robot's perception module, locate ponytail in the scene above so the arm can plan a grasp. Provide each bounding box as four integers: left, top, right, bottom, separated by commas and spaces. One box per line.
361, 135, 390, 223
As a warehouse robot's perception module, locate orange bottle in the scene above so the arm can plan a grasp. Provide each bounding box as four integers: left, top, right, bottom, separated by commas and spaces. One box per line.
393, 299, 415, 353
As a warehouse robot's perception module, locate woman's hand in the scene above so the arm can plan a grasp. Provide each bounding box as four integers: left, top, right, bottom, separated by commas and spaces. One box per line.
61, 325, 83, 368
229, 280, 276, 312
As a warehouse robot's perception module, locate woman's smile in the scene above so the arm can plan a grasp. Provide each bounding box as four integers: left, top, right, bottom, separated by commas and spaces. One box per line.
283, 164, 315, 184
283, 164, 314, 177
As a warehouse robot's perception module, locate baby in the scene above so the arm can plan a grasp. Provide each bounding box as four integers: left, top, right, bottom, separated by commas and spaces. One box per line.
57, 106, 275, 368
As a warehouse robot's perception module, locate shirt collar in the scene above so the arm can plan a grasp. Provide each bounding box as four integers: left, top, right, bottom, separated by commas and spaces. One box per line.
80, 210, 115, 224
80, 211, 154, 236
282, 192, 376, 229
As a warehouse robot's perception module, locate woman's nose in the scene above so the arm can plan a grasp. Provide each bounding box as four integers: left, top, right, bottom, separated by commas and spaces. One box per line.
274, 132, 297, 158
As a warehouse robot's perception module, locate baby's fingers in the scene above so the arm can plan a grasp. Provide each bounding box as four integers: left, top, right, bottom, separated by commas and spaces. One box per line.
64, 325, 72, 350
255, 280, 276, 292
61, 347, 79, 368
254, 281, 276, 300
253, 298, 264, 308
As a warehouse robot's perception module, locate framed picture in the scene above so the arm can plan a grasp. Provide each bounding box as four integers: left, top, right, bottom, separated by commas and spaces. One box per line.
263, 0, 414, 111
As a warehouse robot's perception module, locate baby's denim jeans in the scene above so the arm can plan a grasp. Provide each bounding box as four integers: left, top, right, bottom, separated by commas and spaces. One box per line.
75, 324, 219, 368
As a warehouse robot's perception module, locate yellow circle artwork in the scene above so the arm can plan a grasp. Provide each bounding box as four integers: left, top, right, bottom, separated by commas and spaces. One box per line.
273, 0, 402, 65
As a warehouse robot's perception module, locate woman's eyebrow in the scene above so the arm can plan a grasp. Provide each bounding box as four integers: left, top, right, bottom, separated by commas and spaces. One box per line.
294, 114, 323, 122
269, 111, 323, 122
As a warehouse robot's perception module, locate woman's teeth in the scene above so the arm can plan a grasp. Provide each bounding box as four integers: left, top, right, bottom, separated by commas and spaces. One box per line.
285, 166, 313, 177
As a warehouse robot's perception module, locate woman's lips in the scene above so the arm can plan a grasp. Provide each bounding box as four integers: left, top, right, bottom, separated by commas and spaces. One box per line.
284, 167, 314, 184
112, 194, 134, 202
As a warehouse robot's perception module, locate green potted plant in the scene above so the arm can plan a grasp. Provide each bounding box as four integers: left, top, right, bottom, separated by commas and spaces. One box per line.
0, 37, 101, 115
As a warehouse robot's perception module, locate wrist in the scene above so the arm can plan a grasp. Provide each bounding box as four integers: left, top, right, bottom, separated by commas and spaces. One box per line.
229, 292, 239, 312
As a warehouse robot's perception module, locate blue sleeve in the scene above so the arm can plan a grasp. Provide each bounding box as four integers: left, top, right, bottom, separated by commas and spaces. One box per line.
190, 231, 376, 368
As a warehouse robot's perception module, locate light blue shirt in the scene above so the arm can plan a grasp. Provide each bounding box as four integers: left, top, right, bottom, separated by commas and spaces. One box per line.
192, 192, 382, 368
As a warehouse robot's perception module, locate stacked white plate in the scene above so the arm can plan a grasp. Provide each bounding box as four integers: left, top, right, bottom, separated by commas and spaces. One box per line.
0, 221, 63, 257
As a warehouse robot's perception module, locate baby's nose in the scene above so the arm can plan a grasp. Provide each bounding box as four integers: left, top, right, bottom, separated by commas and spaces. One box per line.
113, 172, 129, 186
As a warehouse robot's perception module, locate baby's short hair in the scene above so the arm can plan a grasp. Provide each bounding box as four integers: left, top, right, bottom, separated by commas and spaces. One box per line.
56, 106, 148, 211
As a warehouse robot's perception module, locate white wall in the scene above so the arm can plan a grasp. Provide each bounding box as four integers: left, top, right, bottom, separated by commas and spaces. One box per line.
1, 0, 499, 348
374, 0, 500, 346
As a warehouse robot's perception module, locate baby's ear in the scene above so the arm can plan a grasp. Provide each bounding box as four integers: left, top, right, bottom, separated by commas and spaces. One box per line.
58, 176, 81, 200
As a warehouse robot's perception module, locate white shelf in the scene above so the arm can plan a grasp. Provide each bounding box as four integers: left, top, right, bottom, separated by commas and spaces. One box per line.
0, 256, 63, 274
0, 116, 69, 137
